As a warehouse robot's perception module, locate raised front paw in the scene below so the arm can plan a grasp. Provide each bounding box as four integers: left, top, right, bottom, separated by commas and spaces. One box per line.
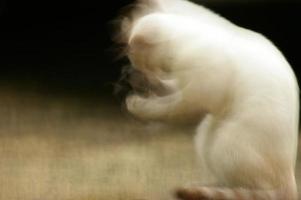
126, 95, 141, 115
126, 95, 149, 119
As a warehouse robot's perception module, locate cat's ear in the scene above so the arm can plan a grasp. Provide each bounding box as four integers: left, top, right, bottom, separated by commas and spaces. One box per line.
111, 0, 160, 59
112, 0, 160, 45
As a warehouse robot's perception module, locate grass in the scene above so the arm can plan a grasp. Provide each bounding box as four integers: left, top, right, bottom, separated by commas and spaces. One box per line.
0, 87, 299, 200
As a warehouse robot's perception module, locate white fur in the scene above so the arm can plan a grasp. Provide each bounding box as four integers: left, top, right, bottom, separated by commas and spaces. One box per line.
118, 0, 299, 198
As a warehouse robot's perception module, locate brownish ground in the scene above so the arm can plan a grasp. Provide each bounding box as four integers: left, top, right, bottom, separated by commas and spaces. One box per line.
0, 87, 300, 200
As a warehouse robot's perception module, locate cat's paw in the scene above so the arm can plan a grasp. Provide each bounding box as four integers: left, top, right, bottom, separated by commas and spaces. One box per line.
175, 187, 211, 200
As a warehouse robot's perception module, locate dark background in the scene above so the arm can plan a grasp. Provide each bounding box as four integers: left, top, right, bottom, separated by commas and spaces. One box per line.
0, 0, 300, 97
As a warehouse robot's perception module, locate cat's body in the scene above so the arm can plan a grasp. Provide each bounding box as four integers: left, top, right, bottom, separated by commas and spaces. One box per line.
115, 0, 299, 199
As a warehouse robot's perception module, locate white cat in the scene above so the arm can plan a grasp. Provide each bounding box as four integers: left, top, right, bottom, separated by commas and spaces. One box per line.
115, 0, 299, 199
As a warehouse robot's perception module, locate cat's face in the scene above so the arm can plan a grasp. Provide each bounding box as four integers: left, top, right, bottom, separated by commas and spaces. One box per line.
128, 14, 175, 73
123, 14, 180, 97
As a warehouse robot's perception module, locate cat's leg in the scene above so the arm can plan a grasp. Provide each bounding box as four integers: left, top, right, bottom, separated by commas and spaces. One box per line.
176, 119, 298, 200
192, 115, 219, 187
175, 186, 279, 200
175, 178, 297, 200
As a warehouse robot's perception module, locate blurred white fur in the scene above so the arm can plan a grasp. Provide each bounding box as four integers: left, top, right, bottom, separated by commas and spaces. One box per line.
116, 0, 299, 199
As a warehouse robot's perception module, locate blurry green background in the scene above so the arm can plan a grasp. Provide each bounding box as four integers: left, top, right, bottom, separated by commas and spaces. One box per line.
0, 0, 300, 199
